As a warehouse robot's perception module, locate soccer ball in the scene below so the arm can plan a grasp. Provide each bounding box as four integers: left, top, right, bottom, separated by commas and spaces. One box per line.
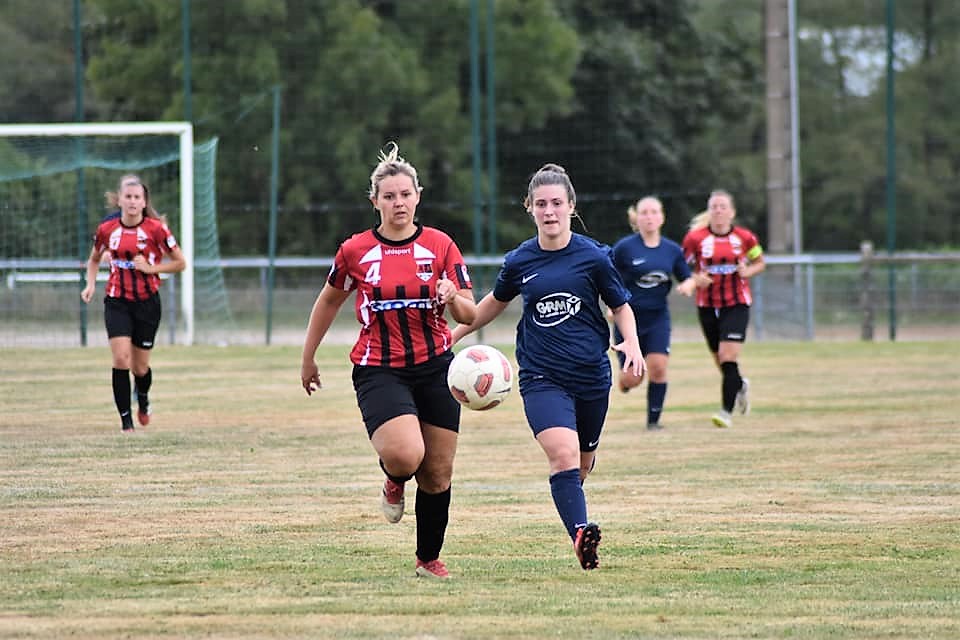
447, 345, 514, 411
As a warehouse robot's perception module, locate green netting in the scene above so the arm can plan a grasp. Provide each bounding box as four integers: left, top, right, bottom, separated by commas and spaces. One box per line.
0, 133, 234, 347
192, 137, 237, 345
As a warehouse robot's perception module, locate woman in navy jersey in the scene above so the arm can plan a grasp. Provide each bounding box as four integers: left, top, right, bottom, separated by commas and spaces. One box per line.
80, 174, 187, 432
681, 190, 765, 429
451, 164, 644, 571
300, 143, 476, 579
611, 196, 701, 430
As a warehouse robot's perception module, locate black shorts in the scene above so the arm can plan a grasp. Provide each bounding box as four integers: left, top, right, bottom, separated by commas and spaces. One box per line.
697, 304, 750, 353
104, 294, 162, 349
352, 349, 460, 438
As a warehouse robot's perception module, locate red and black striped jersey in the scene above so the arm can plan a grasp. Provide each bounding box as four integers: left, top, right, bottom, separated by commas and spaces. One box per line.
328, 224, 472, 368
682, 225, 763, 308
92, 212, 179, 301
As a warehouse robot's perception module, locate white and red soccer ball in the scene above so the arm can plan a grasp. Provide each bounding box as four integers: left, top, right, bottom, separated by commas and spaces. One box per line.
447, 344, 513, 411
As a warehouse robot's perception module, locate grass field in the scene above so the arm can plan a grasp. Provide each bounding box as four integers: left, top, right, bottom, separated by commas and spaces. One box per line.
1, 341, 959, 639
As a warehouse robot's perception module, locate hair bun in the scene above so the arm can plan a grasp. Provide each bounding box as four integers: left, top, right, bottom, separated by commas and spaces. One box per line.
539, 163, 566, 174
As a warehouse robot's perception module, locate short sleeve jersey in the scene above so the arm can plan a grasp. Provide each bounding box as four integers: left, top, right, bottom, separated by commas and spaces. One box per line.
681, 225, 763, 308
327, 224, 472, 368
611, 235, 691, 312
92, 212, 179, 301
492, 233, 630, 396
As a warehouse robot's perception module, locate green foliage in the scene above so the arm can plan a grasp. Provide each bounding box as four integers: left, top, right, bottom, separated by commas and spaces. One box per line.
3, 1, 960, 255
0, 1, 82, 122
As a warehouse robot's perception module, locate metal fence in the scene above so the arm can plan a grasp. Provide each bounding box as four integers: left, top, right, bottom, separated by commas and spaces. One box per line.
3, 249, 957, 348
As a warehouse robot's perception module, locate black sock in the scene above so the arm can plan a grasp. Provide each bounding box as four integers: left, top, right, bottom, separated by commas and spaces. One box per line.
112, 368, 132, 425
134, 368, 152, 409
647, 382, 667, 424
720, 361, 742, 412
415, 486, 451, 563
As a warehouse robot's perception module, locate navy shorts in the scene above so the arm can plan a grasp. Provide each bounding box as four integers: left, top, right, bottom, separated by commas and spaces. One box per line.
613, 307, 671, 368
352, 349, 460, 438
103, 294, 161, 349
697, 304, 750, 353
520, 378, 609, 452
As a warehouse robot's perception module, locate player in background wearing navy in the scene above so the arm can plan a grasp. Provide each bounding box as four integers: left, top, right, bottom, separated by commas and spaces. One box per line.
80, 174, 187, 432
300, 143, 476, 579
611, 196, 702, 430
681, 189, 765, 429
451, 164, 644, 571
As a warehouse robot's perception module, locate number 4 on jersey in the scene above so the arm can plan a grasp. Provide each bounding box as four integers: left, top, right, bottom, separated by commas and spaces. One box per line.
364, 261, 382, 285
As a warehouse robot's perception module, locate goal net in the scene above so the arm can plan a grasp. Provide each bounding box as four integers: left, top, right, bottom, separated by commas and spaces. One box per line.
0, 122, 233, 347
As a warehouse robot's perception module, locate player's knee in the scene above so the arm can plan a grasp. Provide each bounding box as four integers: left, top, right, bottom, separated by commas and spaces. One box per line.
380, 449, 423, 478
415, 468, 452, 494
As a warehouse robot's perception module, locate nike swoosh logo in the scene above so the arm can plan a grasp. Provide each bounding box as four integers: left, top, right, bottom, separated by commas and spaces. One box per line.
521, 273, 539, 283
632, 258, 646, 265
588, 439, 600, 447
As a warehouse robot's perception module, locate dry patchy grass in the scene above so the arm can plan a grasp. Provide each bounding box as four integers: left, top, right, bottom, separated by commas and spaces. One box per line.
1, 341, 959, 639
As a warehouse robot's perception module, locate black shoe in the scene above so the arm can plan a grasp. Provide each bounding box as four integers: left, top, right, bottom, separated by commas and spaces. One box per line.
574, 522, 602, 570
646, 422, 664, 431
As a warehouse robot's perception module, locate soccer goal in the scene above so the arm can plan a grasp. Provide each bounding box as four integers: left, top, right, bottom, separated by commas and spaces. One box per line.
0, 122, 225, 347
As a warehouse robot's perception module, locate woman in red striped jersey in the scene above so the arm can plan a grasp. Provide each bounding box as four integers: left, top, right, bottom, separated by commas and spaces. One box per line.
81, 174, 187, 432
681, 190, 765, 429
300, 142, 477, 579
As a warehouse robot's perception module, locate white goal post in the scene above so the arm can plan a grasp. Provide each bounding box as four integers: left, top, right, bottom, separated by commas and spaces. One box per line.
0, 122, 196, 345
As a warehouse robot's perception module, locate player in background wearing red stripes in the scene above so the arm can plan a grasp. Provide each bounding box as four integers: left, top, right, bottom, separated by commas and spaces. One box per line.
300, 142, 476, 579
81, 174, 187, 432
681, 190, 765, 429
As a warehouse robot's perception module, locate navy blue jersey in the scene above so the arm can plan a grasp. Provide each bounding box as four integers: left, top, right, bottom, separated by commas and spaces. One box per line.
611, 234, 691, 312
492, 233, 631, 396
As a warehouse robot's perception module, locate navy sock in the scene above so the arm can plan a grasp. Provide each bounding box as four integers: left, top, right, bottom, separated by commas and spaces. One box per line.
549, 468, 588, 541
720, 361, 742, 412
112, 368, 132, 424
647, 382, 667, 424
415, 486, 451, 563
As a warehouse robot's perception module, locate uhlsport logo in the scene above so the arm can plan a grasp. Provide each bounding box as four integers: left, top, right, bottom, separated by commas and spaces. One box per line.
533, 292, 581, 327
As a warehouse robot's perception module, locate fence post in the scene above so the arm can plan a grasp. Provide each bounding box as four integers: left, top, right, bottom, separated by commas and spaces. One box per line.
860, 241, 874, 341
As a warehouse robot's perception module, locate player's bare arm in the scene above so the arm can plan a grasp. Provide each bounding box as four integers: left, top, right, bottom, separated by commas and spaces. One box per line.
80, 244, 102, 303
450, 292, 508, 344
609, 303, 646, 378
133, 247, 187, 275
438, 278, 477, 326
737, 255, 766, 279
300, 284, 351, 395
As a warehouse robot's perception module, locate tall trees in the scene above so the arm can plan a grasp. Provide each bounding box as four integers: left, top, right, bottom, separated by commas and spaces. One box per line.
81, 0, 581, 255
3, 1, 958, 253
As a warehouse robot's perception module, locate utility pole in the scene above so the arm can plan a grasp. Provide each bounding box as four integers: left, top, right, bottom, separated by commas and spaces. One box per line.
764, 0, 795, 253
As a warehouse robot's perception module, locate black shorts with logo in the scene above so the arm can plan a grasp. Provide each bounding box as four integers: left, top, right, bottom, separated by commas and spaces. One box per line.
352, 349, 460, 438
697, 304, 750, 353
104, 293, 162, 349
